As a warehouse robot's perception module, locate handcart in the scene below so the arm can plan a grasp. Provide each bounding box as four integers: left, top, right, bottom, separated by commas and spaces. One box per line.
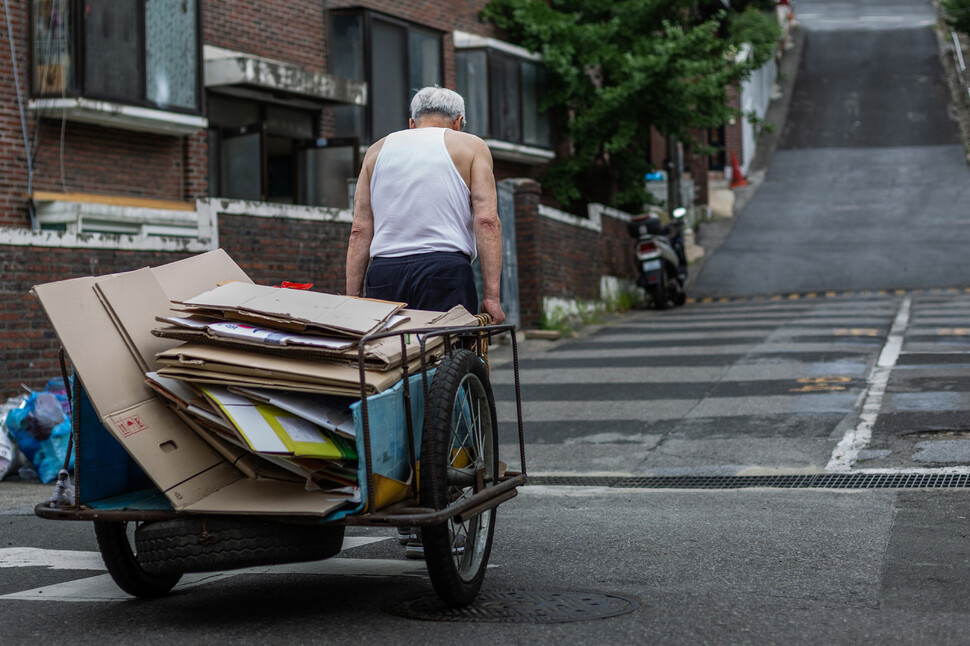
35, 319, 527, 608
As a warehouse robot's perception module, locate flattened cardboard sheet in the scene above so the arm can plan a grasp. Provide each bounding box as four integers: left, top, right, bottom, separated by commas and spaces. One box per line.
152, 248, 253, 301
154, 368, 365, 397
152, 305, 479, 370
32, 276, 157, 421
155, 343, 411, 394
176, 282, 403, 337
181, 477, 350, 516
95, 268, 180, 373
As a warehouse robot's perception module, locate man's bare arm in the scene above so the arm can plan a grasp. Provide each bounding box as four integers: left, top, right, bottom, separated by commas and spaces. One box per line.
470, 140, 505, 324
345, 148, 378, 297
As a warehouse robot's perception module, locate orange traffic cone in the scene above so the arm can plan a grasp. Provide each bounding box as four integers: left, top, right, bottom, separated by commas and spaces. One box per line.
729, 151, 747, 188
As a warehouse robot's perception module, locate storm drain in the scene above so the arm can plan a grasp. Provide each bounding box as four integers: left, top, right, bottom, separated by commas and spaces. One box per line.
526, 473, 970, 489
395, 590, 638, 623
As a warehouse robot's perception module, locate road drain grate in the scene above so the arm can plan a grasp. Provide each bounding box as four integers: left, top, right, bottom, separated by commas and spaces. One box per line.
394, 590, 639, 623
526, 473, 970, 489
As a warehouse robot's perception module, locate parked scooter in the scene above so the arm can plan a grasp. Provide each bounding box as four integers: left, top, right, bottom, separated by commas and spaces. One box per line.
628, 207, 688, 309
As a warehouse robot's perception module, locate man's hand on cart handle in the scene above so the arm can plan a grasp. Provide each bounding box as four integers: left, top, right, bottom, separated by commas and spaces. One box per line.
482, 297, 505, 325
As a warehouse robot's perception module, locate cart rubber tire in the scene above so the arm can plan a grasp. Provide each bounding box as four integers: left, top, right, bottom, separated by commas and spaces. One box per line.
94, 521, 182, 599
420, 349, 499, 608
652, 266, 670, 310
134, 516, 345, 576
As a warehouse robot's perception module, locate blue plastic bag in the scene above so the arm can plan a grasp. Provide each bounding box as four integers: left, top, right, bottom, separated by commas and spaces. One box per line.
4, 379, 74, 483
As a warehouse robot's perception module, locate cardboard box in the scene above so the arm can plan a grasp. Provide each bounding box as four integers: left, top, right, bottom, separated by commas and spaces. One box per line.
31, 250, 347, 516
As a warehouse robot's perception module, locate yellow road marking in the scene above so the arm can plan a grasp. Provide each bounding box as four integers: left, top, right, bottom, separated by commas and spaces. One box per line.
790, 376, 852, 393
834, 328, 880, 336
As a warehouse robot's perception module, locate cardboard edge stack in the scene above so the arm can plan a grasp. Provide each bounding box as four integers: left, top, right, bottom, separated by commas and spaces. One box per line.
31, 250, 478, 518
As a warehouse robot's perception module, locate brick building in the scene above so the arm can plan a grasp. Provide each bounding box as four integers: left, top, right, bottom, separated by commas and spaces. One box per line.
0, 0, 650, 398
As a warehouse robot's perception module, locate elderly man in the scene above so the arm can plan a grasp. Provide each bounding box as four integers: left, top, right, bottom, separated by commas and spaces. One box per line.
345, 86, 505, 325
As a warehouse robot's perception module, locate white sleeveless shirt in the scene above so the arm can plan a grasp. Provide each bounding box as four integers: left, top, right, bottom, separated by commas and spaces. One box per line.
369, 127, 475, 259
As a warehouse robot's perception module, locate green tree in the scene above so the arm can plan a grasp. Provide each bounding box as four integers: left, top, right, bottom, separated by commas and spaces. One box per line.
943, 0, 970, 37
481, 0, 781, 212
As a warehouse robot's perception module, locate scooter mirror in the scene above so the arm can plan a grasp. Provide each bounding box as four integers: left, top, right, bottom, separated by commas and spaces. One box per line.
672, 207, 687, 219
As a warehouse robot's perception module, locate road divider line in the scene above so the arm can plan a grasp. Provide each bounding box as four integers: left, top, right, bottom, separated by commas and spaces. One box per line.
826, 297, 911, 472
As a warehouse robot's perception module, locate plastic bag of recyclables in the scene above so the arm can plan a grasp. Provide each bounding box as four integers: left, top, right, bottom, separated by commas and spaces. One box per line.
3, 379, 75, 483
0, 395, 26, 480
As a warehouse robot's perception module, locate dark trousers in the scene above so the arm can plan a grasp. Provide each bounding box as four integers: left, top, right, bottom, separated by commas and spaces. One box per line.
365, 252, 478, 313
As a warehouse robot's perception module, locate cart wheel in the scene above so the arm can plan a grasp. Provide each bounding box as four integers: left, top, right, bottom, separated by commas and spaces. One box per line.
134, 517, 345, 576
421, 349, 499, 608
93, 521, 181, 599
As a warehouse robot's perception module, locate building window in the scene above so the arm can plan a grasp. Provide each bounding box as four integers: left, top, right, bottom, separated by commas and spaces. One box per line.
456, 48, 551, 149
31, 0, 201, 114
330, 10, 442, 144
207, 96, 358, 208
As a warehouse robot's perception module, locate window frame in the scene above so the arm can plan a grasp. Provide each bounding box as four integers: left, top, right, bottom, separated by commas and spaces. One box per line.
29, 0, 204, 116
207, 98, 364, 207
329, 9, 444, 144
456, 46, 551, 150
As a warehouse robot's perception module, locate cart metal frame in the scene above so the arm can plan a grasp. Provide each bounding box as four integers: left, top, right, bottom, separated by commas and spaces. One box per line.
36, 322, 527, 529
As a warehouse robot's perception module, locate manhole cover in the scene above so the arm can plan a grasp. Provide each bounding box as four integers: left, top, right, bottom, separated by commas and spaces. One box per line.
395, 590, 638, 623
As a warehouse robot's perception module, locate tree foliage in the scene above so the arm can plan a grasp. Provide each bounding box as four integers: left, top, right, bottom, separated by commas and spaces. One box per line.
943, 0, 970, 37
481, 0, 781, 212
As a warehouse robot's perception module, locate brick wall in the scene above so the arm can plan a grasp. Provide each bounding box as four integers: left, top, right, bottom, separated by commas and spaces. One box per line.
30, 122, 188, 201
184, 131, 209, 201
0, 3, 33, 226
327, 1, 503, 39
0, 245, 195, 398
0, 209, 354, 398
217, 214, 352, 292
204, 0, 328, 72
688, 129, 710, 207
508, 179, 541, 327
510, 179, 637, 329
601, 215, 637, 282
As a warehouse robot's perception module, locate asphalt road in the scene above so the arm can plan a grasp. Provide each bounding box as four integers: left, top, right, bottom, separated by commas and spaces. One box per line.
692, 0, 970, 298
4, 484, 970, 644
5, 1, 970, 643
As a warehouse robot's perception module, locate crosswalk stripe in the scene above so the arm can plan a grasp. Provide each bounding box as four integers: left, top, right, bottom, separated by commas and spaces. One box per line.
0, 558, 426, 602
0, 539, 419, 602
0, 537, 388, 572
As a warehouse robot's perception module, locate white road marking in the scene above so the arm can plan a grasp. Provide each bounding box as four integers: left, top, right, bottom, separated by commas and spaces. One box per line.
0, 548, 105, 570
1, 557, 427, 602
826, 297, 910, 472
0, 538, 424, 602
0, 537, 388, 571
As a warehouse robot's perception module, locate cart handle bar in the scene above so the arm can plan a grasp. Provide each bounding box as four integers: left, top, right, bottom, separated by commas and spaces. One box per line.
358, 321, 515, 346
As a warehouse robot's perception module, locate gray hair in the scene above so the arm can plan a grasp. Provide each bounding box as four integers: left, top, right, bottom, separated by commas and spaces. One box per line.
410, 86, 465, 122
